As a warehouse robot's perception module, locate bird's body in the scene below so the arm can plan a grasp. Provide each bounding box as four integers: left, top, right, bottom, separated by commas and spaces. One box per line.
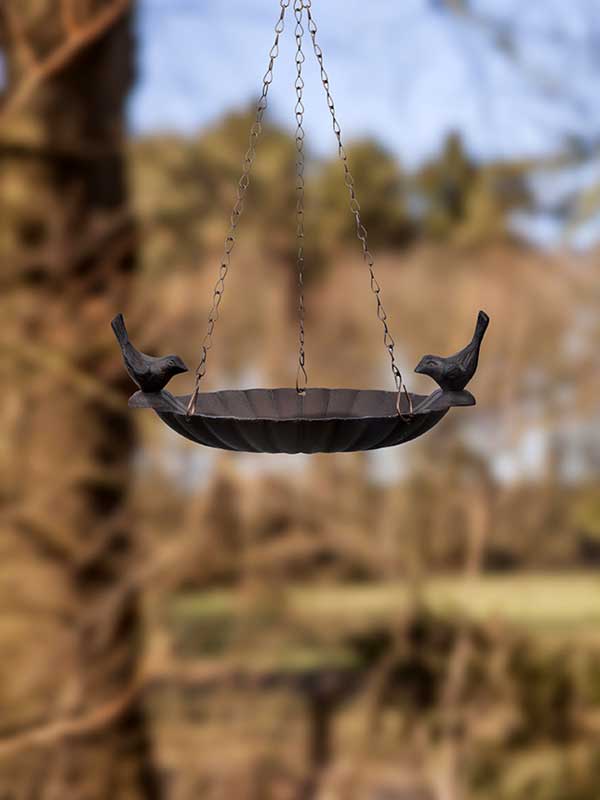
415, 310, 489, 392
111, 313, 188, 393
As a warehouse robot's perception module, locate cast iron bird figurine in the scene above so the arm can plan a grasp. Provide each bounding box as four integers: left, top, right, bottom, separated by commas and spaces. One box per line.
111, 313, 188, 393
414, 310, 490, 392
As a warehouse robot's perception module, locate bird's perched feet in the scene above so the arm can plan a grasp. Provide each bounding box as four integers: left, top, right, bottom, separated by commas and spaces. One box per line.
414, 310, 490, 392
111, 313, 188, 394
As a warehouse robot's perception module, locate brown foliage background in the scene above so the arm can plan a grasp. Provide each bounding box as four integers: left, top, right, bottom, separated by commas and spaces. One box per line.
1, 2, 600, 799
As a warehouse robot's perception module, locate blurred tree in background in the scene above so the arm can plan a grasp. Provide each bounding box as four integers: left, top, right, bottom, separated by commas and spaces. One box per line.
0, 1, 158, 797
414, 132, 532, 246
131, 107, 297, 277
310, 139, 416, 250
131, 124, 535, 299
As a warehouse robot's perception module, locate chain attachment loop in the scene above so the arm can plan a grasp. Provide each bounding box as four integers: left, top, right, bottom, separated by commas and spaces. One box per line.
187, 0, 291, 417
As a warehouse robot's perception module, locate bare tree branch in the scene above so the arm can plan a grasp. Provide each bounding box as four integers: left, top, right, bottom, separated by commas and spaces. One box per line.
0, 674, 144, 759
0, 0, 132, 121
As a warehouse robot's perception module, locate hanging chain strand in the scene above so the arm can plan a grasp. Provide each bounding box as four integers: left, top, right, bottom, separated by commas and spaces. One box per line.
294, 0, 308, 394
187, 0, 291, 417
304, 3, 412, 415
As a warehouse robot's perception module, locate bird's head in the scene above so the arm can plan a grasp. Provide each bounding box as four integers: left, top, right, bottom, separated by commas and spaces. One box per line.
165, 355, 189, 378
415, 354, 444, 381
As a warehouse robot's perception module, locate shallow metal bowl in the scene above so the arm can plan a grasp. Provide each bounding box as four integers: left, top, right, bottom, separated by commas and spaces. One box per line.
129, 387, 475, 454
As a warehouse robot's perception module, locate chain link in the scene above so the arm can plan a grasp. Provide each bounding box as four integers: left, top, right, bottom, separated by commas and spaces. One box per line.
187, 0, 291, 417
304, 2, 411, 414
188, 0, 410, 416
294, 0, 308, 394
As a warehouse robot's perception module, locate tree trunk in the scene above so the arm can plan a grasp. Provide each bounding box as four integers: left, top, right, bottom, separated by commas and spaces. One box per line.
0, 2, 159, 797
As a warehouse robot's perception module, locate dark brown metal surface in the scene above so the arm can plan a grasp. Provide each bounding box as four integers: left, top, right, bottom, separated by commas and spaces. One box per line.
128, 387, 476, 454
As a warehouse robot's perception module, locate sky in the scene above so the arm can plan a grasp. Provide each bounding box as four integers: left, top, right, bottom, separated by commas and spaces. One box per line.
131, 0, 600, 168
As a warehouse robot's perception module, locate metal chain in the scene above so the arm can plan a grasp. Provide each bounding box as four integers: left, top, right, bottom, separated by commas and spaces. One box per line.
187, 0, 291, 417
294, 0, 308, 394
304, 2, 412, 414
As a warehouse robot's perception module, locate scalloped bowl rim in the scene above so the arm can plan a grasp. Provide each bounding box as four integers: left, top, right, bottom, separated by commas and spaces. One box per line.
128, 386, 475, 421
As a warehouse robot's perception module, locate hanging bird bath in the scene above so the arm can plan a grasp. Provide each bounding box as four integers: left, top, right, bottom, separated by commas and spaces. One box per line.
113, 0, 489, 454
128, 387, 476, 454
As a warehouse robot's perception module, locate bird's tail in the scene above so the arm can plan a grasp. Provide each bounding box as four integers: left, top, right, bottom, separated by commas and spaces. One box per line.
111, 313, 129, 347
473, 310, 490, 344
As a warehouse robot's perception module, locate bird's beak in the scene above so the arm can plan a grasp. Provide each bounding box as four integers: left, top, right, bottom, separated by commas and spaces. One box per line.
414, 359, 426, 375
174, 357, 189, 375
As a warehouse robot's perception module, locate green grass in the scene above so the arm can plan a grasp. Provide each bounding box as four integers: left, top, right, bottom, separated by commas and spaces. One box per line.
172, 573, 600, 638
294, 573, 600, 633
